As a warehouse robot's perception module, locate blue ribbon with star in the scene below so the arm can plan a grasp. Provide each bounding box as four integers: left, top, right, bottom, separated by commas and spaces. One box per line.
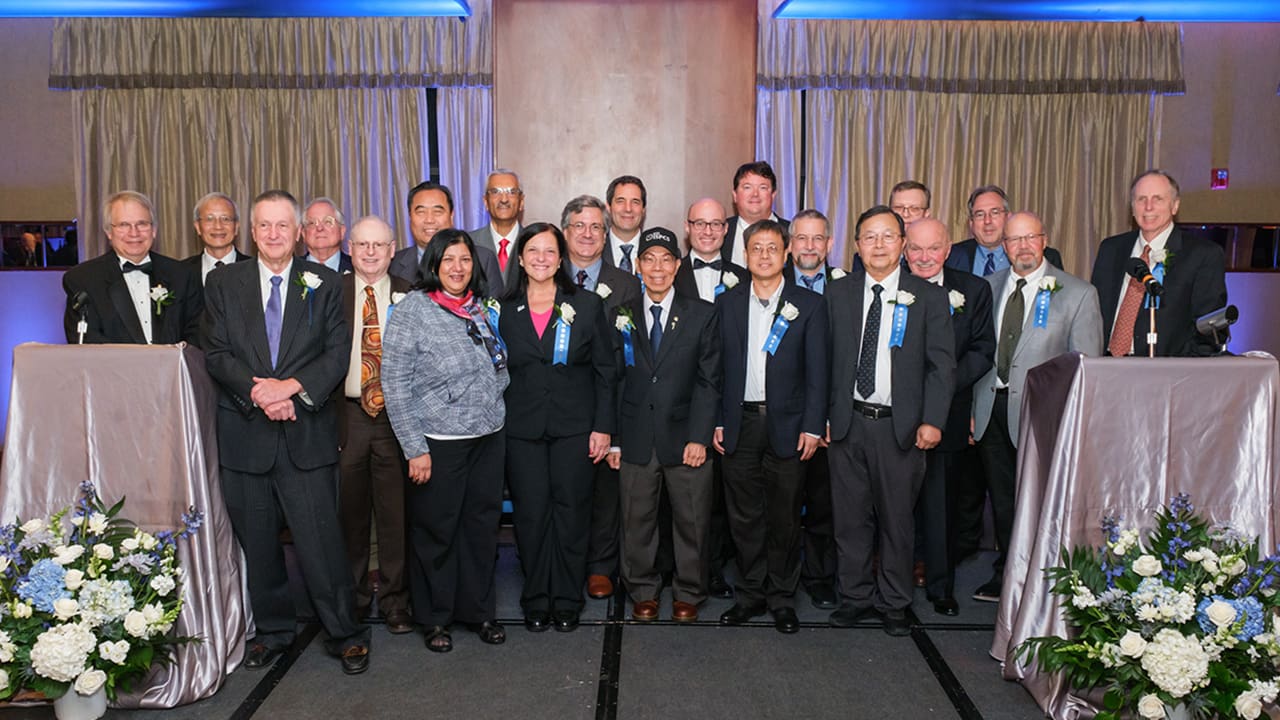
763, 316, 790, 356
553, 318, 571, 365
1033, 289, 1052, 328
889, 305, 908, 348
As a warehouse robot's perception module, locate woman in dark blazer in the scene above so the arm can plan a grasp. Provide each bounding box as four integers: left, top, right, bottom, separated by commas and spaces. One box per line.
500, 222, 618, 632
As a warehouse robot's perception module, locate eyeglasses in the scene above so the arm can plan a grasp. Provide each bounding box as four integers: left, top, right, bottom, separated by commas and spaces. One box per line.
567, 221, 605, 235
303, 216, 340, 229
688, 219, 726, 232
891, 205, 926, 218
857, 232, 900, 246
485, 187, 523, 197
747, 244, 783, 257
199, 215, 236, 225
111, 220, 154, 233
1004, 233, 1046, 246
970, 209, 1006, 222
351, 240, 393, 251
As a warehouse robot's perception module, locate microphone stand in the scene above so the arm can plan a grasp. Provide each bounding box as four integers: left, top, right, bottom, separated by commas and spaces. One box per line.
77, 314, 87, 345
1145, 293, 1157, 358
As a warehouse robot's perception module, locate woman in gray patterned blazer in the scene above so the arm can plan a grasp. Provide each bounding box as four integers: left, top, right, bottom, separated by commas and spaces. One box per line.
382, 229, 510, 654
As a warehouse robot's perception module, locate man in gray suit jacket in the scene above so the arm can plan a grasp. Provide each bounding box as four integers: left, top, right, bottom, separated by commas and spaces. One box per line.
468, 169, 524, 290
390, 180, 504, 296
971, 212, 1103, 603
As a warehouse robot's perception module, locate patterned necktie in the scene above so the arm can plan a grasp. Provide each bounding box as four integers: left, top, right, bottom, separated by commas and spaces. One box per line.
649, 305, 664, 355
982, 252, 996, 277
800, 273, 822, 290
576, 269, 588, 289
266, 275, 283, 368
1108, 244, 1152, 357
360, 286, 384, 417
497, 238, 509, 272
620, 245, 635, 274
856, 284, 883, 398
997, 278, 1027, 384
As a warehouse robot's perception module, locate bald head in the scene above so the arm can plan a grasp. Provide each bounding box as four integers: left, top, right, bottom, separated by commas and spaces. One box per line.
349, 215, 395, 284
1001, 212, 1048, 276
903, 218, 951, 280
686, 197, 728, 259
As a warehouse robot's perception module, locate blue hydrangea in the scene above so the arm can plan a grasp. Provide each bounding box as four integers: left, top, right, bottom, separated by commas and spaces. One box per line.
15, 558, 71, 612
1196, 595, 1267, 641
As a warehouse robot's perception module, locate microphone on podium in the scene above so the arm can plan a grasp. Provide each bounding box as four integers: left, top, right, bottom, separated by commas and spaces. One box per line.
72, 291, 90, 344
1126, 258, 1164, 297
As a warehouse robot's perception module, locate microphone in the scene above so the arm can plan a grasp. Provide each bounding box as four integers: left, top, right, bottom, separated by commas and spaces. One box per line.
72, 291, 90, 344
1126, 258, 1164, 297
71, 291, 91, 313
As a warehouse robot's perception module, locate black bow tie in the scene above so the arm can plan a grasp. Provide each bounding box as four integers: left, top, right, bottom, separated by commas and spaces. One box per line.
693, 258, 722, 271
122, 261, 153, 275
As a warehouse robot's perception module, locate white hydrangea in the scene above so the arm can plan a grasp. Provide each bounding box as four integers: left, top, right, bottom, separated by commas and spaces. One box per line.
77, 578, 136, 627
29, 623, 96, 682
150, 573, 176, 596
1141, 629, 1210, 697
98, 639, 130, 665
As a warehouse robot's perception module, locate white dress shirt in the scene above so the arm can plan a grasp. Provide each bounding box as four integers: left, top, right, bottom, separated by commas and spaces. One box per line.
745, 280, 784, 402
993, 259, 1050, 389
855, 266, 901, 406
609, 232, 641, 272
346, 274, 393, 398
691, 252, 722, 303
117, 253, 153, 343
201, 250, 235, 284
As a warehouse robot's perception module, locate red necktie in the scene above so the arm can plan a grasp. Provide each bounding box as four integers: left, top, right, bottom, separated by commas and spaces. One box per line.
360, 286, 384, 417
1108, 244, 1151, 357
497, 238, 509, 272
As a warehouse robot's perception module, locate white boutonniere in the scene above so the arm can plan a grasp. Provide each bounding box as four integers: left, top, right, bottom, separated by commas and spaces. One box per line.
1039, 276, 1063, 293
149, 285, 174, 316
779, 302, 799, 321
1150, 247, 1174, 268
391, 291, 406, 305
948, 290, 966, 313
556, 302, 576, 325
830, 268, 847, 280
596, 283, 613, 300
483, 297, 501, 314
295, 271, 322, 299
615, 307, 636, 332
890, 290, 916, 306
722, 272, 739, 289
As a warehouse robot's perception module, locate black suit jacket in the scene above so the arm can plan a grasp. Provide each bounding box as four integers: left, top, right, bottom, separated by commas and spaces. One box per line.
202, 259, 349, 473
720, 215, 789, 265
182, 249, 252, 288
500, 288, 619, 441
1090, 227, 1228, 357
944, 238, 1064, 274
826, 270, 956, 450
715, 282, 828, 458
62, 251, 202, 346
615, 293, 721, 466
581, 261, 643, 314
389, 242, 505, 297
674, 255, 748, 303
336, 272, 413, 448
935, 268, 996, 452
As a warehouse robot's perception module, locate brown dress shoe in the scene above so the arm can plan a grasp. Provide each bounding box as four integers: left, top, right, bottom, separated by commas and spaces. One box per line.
913, 560, 926, 588
384, 609, 414, 634
632, 599, 659, 621
587, 574, 614, 599
672, 601, 699, 623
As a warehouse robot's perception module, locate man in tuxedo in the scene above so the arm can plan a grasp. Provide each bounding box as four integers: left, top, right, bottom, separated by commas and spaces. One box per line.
972, 212, 1103, 603
903, 218, 996, 616
944, 185, 1063, 276
608, 228, 721, 623
562, 194, 642, 600
783, 209, 842, 610
182, 192, 251, 286
11, 231, 42, 267
1091, 169, 1228, 358
301, 197, 353, 274
468, 169, 524, 289
337, 216, 413, 634
604, 175, 646, 274
390, 181, 504, 295
714, 220, 828, 634
62, 190, 202, 346
723, 161, 788, 268
889, 180, 933, 226
202, 189, 371, 675
827, 205, 955, 636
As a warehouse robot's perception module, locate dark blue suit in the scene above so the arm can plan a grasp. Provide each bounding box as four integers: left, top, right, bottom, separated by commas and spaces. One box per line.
944, 238, 1063, 275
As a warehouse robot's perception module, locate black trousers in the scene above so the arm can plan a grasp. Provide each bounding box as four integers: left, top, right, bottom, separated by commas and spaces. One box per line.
917, 448, 962, 600
585, 462, 620, 576
221, 434, 369, 654
977, 391, 1017, 582
721, 410, 806, 610
507, 433, 594, 613
406, 431, 504, 627
707, 453, 737, 579
949, 445, 988, 560
799, 446, 836, 584
338, 401, 409, 615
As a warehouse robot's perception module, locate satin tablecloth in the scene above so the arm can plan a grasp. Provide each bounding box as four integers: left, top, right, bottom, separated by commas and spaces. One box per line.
1, 343, 248, 708
990, 352, 1280, 719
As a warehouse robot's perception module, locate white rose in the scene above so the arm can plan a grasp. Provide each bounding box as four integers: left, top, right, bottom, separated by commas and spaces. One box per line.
124, 610, 149, 638
53, 598, 79, 621
1039, 276, 1058, 291
92, 543, 113, 560
830, 268, 847, 279
121, 537, 140, 551
1119, 630, 1148, 658
615, 315, 631, 332
1137, 694, 1165, 719
895, 290, 916, 306
19, 518, 44, 534
1150, 247, 1169, 265
948, 289, 965, 309
1132, 555, 1163, 577
73, 668, 106, 695
13, 602, 32, 619
64, 569, 85, 591
150, 573, 176, 596
1236, 693, 1263, 720
301, 271, 322, 289
595, 283, 613, 299
558, 303, 576, 324
721, 273, 739, 289
391, 291, 406, 305
779, 302, 799, 322
53, 544, 85, 565
138, 533, 158, 551
1224, 557, 1248, 576
1206, 599, 1237, 627
99, 639, 130, 665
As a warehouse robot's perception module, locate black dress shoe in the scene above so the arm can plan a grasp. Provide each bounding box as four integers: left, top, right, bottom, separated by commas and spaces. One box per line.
882, 610, 912, 637
341, 644, 370, 675
972, 578, 1002, 603
718, 603, 767, 626
553, 610, 580, 632
524, 610, 550, 633
244, 642, 284, 670
806, 581, 838, 610
771, 607, 800, 634
932, 597, 960, 616
708, 574, 734, 599
828, 603, 879, 628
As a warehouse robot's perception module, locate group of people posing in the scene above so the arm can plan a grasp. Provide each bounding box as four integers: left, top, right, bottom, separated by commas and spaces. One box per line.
58, 161, 1228, 674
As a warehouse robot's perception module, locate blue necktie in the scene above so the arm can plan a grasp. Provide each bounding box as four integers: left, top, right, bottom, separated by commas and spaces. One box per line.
266, 275, 283, 368
856, 284, 882, 398
649, 305, 663, 355
982, 251, 996, 276
620, 245, 635, 275
801, 273, 823, 290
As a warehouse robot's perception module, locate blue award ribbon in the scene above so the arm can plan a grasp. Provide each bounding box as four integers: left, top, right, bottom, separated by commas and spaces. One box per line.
620, 326, 636, 367
948, 304, 954, 316
1144, 263, 1165, 310
889, 304, 908, 348
714, 283, 726, 297
763, 316, 790, 356
1033, 289, 1052, 328
553, 319, 571, 365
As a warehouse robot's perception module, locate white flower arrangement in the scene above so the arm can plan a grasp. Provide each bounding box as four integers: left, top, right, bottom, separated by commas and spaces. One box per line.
779, 302, 799, 322
721, 273, 739, 289
0, 482, 201, 703
830, 268, 847, 280
596, 283, 613, 300
891, 290, 915, 306
148, 285, 174, 316
295, 270, 323, 299
948, 290, 966, 312
556, 303, 576, 325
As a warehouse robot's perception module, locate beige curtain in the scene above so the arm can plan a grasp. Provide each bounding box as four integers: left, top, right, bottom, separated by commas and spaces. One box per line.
53, 12, 493, 260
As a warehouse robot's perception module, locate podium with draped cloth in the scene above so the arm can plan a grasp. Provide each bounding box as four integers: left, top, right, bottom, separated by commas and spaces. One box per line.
0, 343, 248, 708
989, 352, 1280, 719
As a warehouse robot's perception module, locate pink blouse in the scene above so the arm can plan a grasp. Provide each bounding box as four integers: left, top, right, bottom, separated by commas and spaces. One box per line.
530, 307, 554, 339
